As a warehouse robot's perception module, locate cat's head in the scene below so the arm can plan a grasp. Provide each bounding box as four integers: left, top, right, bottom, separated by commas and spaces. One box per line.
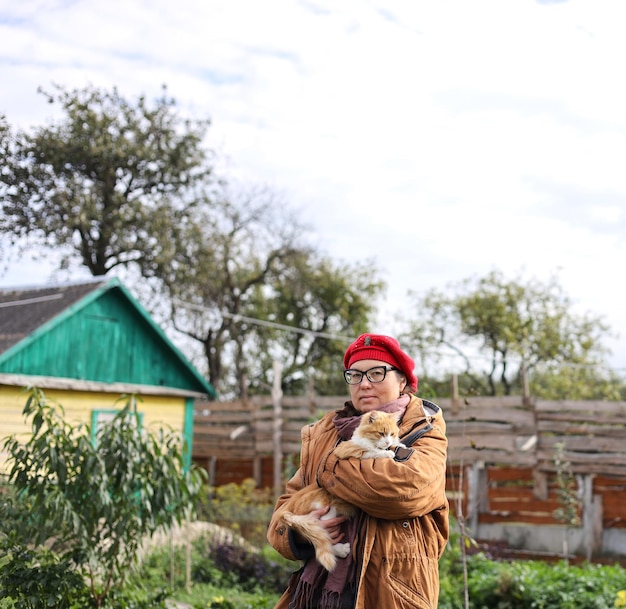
356, 410, 401, 450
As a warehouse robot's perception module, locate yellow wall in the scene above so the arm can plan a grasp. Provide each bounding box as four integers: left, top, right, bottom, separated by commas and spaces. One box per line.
0, 385, 186, 472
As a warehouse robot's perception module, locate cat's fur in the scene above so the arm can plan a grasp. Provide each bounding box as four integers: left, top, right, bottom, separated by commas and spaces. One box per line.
275, 410, 405, 571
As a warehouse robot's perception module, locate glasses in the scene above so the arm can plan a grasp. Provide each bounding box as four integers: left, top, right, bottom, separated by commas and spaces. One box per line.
343, 365, 398, 385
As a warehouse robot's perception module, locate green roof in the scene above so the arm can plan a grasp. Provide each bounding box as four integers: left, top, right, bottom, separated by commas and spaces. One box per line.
0, 278, 216, 398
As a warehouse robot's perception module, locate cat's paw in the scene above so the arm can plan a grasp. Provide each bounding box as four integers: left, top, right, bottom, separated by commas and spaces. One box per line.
332, 542, 351, 558
382, 449, 396, 458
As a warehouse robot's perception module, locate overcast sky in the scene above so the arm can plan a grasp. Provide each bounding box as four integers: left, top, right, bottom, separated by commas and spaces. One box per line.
1, 0, 625, 372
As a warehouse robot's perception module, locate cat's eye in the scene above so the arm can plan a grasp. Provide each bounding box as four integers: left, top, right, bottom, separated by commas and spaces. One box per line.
343, 365, 397, 385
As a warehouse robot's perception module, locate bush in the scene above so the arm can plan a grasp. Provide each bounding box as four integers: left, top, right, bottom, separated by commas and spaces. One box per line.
197, 479, 275, 547
0, 543, 89, 609
192, 538, 291, 594
196, 478, 274, 547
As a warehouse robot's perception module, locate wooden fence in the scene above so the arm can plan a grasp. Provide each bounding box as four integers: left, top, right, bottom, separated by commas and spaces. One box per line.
192, 394, 626, 559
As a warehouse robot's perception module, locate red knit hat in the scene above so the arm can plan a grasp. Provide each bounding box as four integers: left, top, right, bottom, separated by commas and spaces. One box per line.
343, 333, 418, 392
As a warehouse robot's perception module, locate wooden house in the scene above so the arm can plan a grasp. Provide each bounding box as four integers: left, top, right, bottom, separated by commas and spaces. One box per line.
0, 278, 216, 470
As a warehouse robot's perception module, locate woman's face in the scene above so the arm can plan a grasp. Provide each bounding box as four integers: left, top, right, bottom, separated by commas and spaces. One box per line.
345, 359, 407, 412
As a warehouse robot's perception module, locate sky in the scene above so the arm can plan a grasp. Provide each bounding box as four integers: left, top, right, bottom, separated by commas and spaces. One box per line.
1, 0, 625, 373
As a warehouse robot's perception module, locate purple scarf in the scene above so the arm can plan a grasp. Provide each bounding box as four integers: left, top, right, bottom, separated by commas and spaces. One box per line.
288, 395, 409, 609
332, 394, 410, 440
288, 512, 363, 609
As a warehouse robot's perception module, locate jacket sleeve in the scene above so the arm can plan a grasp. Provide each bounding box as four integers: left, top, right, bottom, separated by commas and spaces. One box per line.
266, 467, 307, 561
316, 414, 448, 520
266, 416, 338, 561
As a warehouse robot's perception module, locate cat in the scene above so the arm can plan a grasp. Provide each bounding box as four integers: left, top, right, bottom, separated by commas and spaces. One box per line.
275, 410, 405, 571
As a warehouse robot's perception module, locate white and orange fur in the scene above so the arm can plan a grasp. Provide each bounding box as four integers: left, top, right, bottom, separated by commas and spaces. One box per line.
275, 410, 405, 571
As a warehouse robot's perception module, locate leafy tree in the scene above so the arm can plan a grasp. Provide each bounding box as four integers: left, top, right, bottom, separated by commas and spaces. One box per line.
402, 270, 615, 397
0, 389, 204, 608
251, 249, 383, 396
529, 362, 625, 401
0, 83, 213, 275
148, 185, 383, 396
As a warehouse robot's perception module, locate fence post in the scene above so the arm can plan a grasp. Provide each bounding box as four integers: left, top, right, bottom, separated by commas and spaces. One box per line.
451, 374, 459, 415
533, 469, 548, 500
207, 456, 216, 487
308, 376, 316, 415
582, 474, 603, 560
467, 461, 486, 534
521, 363, 531, 407
272, 360, 284, 500
252, 396, 262, 487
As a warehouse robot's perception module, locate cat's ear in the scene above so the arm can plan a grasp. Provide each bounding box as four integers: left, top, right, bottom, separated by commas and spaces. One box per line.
367, 412, 379, 423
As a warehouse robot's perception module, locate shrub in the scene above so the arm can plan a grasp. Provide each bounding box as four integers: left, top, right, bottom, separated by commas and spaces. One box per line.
0, 542, 89, 609
192, 538, 291, 594
197, 479, 274, 547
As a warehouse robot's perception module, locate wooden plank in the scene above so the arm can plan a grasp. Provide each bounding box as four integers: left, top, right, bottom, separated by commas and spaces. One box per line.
195, 412, 255, 424
537, 413, 626, 426
447, 434, 517, 452
445, 396, 528, 409
537, 421, 626, 435
488, 498, 564, 513
272, 407, 327, 420
594, 476, 626, 490
602, 493, 626, 527
282, 442, 305, 454
488, 487, 547, 500
538, 435, 625, 453
445, 409, 534, 429
282, 421, 311, 433
210, 433, 255, 443
193, 448, 257, 459
254, 441, 275, 453
487, 466, 534, 483
446, 421, 515, 434
198, 400, 256, 411
254, 421, 277, 433
537, 462, 626, 477
254, 397, 341, 411
535, 400, 626, 416
193, 427, 252, 439
487, 487, 567, 512
536, 449, 626, 465
479, 513, 562, 526
447, 448, 536, 466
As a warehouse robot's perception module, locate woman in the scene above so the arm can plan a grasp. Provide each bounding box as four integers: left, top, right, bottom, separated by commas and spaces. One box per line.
267, 333, 449, 609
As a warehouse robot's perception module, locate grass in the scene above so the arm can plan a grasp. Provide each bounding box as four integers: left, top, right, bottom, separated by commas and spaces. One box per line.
167, 584, 280, 609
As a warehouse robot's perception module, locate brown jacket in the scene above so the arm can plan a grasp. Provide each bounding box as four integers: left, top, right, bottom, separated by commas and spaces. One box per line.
267, 396, 449, 609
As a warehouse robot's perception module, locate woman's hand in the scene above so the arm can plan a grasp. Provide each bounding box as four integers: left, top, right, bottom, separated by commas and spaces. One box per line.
309, 505, 347, 543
